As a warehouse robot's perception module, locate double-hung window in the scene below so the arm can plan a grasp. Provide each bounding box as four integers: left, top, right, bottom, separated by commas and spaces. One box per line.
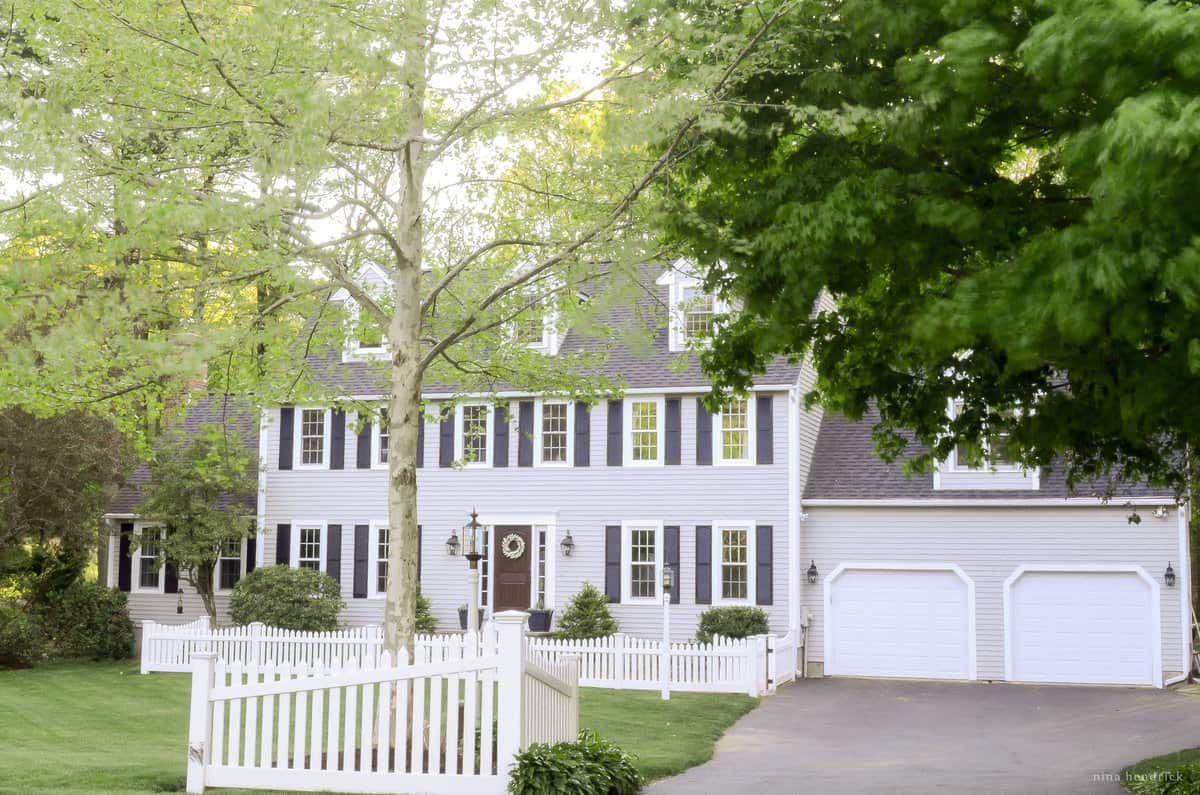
622, 521, 663, 602
945, 400, 1025, 476
373, 524, 390, 596
137, 527, 163, 591
625, 397, 664, 465
716, 398, 753, 464
296, 524, 324, 571
479, 526, 491, 608
713, 523, 755, 604
297, 408, 330, 468
375, 409, 390, 467
217, 539, 243, 591
536, 401, 571, 465
681, 286, 714, 344
458, 403, 490, 466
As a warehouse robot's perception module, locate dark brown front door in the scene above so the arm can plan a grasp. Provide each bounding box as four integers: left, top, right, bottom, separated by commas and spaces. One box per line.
493, 525, 532, 612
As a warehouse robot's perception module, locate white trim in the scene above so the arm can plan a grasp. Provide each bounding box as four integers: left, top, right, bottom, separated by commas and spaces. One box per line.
787, 385, 801, 636
1002, 564, 1163, 688
823, 562, 978, 680
455, 402, 493, 467
714, 397, 755, 466
368, 520, 389, 598
1178, 502, 1192, 681
341, 384, 795, 401
294, 407, 332, 470
329, 262, 393, 301
473, 513, 559, 527
803, 498, 1177, 507
256, 409, 268, 566
102, 513, 138, 519
341, 299, 390, 363
711, 522, 757, 606
214, 538, 247, 593
291, 520, 327, 573
132, 524, 167, 594
621, 520, 664, 604
533, 399, 574, 467
623, 396, 665, 467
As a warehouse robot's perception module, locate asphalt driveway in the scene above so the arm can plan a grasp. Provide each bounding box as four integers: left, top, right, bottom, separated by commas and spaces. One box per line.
649, 678, 1200, 794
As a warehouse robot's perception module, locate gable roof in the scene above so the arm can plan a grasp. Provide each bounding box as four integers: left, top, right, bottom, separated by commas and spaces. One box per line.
108, 394, 259, 515
803, 407, 1172, 501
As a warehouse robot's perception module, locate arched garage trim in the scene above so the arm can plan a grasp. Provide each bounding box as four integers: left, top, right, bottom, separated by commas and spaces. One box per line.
823, 562, 978, 681
1003, 564, 1162, 688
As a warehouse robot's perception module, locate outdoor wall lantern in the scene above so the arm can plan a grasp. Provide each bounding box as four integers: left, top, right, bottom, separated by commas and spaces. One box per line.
560, 529, 575, 557
807, 560, 819, 585
1166, 563, 1177, 588
445, 529, 461, 556
176, 591, 184, 614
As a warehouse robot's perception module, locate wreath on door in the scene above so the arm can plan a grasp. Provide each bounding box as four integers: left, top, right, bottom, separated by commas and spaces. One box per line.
500, 533, 526, 560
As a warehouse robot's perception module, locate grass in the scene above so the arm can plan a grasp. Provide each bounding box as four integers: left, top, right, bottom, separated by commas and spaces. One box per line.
1120, 746, 1200, 793
0, 660, 757, 794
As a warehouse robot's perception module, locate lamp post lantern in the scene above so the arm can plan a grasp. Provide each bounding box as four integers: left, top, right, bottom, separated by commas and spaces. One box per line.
464, 509, 484, 632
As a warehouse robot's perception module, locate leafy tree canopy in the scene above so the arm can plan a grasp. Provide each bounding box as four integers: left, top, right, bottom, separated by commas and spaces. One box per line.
663, 0, 1200, 493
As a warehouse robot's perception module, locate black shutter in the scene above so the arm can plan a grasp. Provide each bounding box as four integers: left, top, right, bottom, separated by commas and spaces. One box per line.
164, 552, 179, 595
439, 404, 454, 467
278, 407, 294, 470
117, 523, 133, 592
494, 404, 510, 467
574, 402, 590, 467
665, 525, 680, 604
326, 524, 342, 583
696, 399, 712, 465
417, 525, 423, 582
665, 398, 681, 465
606, 400, 623, 466
604, 525, 621, 603
756, 395, 774, 464
756, 525, 773, 605
695, 525, 712, 604
330, 410, 346, 469
356, 415, 372, 469
275, 524, 291, 565
353, 524, 369, 598
245, 536, 257, 574
417, 412, 425, 468
517, 401, 534, 467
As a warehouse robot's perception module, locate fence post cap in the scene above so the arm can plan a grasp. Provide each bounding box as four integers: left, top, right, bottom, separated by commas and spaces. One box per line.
492, 610, 529, 625
192, 652, 217, 660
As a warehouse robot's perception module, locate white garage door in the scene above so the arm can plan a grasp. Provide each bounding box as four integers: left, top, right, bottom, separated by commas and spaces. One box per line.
828, 567, 972, 680
1008, 570, 1157, 686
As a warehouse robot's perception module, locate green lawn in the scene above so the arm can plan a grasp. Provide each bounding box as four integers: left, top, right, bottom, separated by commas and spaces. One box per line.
0, 661, 758, 794
1120, 746, 1200, 793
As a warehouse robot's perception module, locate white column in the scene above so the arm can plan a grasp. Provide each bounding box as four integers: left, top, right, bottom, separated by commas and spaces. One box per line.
493, 610, 527, 776
468, 564, 481, 633
186, 652, 216, 794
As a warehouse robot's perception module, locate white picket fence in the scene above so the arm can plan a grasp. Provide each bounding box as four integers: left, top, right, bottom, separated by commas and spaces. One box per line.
767, 630, 799, 689
186, 611, 577, 795
528, 632, 771, 696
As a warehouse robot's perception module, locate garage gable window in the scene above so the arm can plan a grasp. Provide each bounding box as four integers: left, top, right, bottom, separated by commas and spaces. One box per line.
936, 400, 1038, 491
712, 523, 755, 604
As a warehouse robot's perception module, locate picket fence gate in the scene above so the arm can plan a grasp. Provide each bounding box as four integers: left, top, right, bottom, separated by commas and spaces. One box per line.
186, 611, 577, 795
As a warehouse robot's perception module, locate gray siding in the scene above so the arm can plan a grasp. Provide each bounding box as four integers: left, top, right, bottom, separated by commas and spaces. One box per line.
799, 506, 1187, 681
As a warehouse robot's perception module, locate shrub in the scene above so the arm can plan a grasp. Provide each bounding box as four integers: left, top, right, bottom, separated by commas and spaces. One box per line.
415, 588, 437, 634
40, 581, 134, 660
229, 565, 344, 631
695, 606, 769, 643
1125, 763, 1200, 794
554, 583, 619, 639
509, 729, 643, 795
0, 602, 44, 668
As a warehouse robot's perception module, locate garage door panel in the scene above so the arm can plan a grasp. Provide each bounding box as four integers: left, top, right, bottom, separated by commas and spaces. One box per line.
1009, 571, 1155, 686
829, 568, 972, 680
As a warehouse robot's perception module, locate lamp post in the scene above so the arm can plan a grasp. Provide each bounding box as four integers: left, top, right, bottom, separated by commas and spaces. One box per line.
464, 509, 484, 632
660, 565, 674, 701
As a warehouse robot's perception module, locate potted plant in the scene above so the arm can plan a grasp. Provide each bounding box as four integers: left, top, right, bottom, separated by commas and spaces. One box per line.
458, 604, 469, 630
528, 598, 553, 633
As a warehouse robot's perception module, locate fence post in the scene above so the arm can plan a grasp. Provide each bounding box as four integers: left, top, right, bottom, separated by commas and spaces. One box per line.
613, 633, 625, 689
766, 634, 777, 693
565, 654, 580, 740
141, 620, 154, 675
494, 610, 528, 776
249, 622, 264, 666
186, 652, 216, 794
751, 635, 768, 697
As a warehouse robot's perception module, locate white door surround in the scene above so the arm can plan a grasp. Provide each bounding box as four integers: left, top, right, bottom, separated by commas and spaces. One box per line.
1003, 565, 1162, 688
824, 563, 978, 681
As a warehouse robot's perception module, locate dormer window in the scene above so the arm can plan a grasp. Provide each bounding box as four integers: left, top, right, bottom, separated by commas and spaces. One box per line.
935, 400, 1037, 490
947, 401, 1020, 472
343, 301, 389, 362
510, 302, 561, 354
682, 287, 714, 341
659, 261, 727, 353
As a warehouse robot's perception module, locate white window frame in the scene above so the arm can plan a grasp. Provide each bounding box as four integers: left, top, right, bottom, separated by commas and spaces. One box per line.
935, 400, 1039, 491
369, 520, 389, 598
343, 300, 390, 363
946, 400, 1021, 473
294, 407, 332, 470
623, 396, 665, 467
534, 399, 574, 467
371, 408, 390, 470
712, 522, 756, 606
455, 402, 493, 467
215, 538, 246, 593
621, 520, 664, 604
658, 265, 729, 353
132, 524, 166, 594
291, 521, 326, 573
715, 398, 756, 466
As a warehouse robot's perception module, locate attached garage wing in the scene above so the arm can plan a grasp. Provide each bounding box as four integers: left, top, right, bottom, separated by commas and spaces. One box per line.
1006, 567, 1161, 687
825, 565, 976, 680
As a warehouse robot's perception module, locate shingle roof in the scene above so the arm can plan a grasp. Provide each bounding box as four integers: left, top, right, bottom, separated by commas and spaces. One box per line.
108, 394, 259, 514
803, 407, 1172, 501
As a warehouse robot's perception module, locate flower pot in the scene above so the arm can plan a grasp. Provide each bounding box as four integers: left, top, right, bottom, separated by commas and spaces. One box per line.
528, 609, 553, 633
458, 608, 468, 630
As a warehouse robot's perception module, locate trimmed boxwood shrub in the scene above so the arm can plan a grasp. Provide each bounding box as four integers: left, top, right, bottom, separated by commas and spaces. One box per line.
230, 565, 344, 631
508, 729, 642, 795
0, 602, 44, 668
695, 606, 769, 643
40, 581, 134, 660
554, 583, 619, 639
